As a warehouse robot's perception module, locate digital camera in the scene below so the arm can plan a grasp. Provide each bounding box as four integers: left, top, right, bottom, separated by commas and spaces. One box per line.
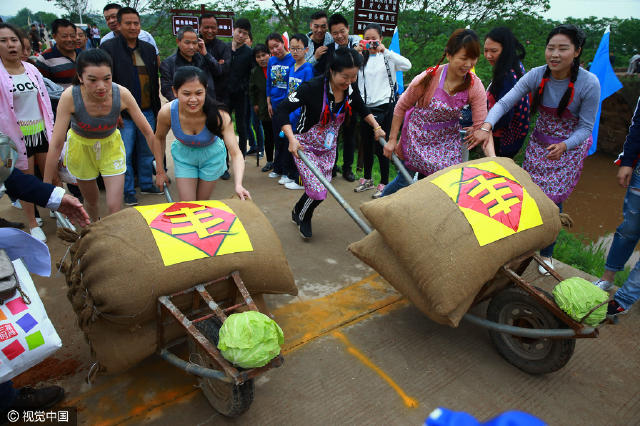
359, 40, 380, 50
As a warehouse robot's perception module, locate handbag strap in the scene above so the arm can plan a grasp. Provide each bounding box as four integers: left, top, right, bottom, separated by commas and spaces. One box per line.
383, 55, 397, 104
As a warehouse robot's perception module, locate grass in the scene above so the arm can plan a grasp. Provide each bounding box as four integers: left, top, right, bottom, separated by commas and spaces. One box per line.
554, 230, 631, 286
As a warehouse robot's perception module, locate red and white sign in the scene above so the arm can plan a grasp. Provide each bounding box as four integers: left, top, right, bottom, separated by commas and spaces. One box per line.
215, 17, 234, 37
354, 0, 399, 37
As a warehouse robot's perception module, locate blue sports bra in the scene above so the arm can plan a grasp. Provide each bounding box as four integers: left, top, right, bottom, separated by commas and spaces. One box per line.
170, 100, 218, 147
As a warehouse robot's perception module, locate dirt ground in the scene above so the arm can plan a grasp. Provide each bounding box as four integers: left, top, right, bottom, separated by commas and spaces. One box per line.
2, 155, 639, 425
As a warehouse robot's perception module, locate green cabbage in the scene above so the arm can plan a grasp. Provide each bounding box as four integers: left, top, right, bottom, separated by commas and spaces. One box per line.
217, 311, 284, 369
552, 277, 609, 326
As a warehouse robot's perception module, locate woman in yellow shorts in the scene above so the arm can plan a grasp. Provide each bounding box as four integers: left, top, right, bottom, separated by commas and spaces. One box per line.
44, 49, 155, 221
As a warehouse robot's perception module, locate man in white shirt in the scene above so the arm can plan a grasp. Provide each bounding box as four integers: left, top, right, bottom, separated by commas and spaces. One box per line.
100, 3, 160, 59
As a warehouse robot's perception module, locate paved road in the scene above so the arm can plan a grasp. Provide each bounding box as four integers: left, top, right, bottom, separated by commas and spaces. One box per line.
1, 157, 639, 425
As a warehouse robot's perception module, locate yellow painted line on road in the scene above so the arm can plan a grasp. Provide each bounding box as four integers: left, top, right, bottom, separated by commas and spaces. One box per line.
73, 273, 409, 424
332, 331, 419, 409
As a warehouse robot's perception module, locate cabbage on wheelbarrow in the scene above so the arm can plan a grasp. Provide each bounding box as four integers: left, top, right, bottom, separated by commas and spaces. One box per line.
553, 277, 609, 326
349, 158, 562, 327
218, 311, 284, 368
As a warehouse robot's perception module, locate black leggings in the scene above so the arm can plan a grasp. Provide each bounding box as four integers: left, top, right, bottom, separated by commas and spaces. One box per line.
360, 104, 391, 184
261, 120, 275, 163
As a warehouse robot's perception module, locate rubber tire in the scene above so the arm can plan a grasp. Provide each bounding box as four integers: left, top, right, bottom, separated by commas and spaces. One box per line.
486, 286, 576, 375
188, 318, 255, 417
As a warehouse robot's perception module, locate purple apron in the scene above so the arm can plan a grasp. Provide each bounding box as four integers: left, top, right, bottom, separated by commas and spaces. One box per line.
522, 104, 592, 203
294, 87, 346, 200
401, 64, 468, 176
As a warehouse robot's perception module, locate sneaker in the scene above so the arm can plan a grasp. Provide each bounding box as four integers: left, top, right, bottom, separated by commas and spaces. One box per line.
124, 194, 139, 206
261, 162, 274, 172
35, 217, 43, 227
268, 171, 280, 178
221, 170, 231, 180
0, 217, 24, 229
30, 226, 46, 243
342, 169, 356, 182
10, 386, 65, 411
593, 279, 614, 291
606, 300, 629, 319
354, 178, 374, 193
246, 148, 258, 156
537, 257, 553, 275
49, 210, 56, 218
372, 184, 385, 199
299, 218, 312, 239
284, 181, 304, 190
140, 186, 163, 195
291, 210, 300, 225
279, 176, 293, 185
11, 200, 22, 209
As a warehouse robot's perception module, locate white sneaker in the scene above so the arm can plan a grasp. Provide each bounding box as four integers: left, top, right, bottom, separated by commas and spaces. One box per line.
30, 226, 47, 243
284, 181, 304, 190
50, 210, 56, 218
12, 200, 22, 209
279, 176, 293, 185
593, 279, 614, 291
538, 257, 553, 275
36, 217, 43, 226
268, 172, 280, 178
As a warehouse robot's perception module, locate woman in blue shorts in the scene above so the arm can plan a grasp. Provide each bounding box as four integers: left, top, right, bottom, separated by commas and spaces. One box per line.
154, 66, 250, 201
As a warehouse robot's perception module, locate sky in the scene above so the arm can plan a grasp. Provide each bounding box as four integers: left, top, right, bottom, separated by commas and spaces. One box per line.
2, 0, 639, 20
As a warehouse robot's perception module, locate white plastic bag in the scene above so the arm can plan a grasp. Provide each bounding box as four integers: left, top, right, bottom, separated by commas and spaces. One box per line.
0, 260, 62, 382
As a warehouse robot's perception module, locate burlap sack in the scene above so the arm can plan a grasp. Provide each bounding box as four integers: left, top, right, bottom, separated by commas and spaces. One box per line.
63, 199, 297, 327
359, 158, 560, 324
348, 231, 476, 326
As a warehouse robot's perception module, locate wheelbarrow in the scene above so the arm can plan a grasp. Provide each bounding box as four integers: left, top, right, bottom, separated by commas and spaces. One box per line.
296, 139, 608, 375
54, 175, 283, 417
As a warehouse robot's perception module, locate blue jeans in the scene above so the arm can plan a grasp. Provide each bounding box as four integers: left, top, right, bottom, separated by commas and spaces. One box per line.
121, 109, 156, 196
540, 203, 563, 257
606, 168, 640, 309
381, 167, 412, 197
0, 381, 17, 411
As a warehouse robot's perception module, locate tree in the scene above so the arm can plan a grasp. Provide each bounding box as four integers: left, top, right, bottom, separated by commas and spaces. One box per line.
54, 0, 89, 24
400, 0, 550, 24
8, 8, 36, 28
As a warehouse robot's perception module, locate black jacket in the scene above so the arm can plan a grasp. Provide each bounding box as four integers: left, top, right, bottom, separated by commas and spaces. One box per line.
274, 76, 370, 134
205, 38, 231, 102
5, 169, 55, 208
619, 96, 640, 167
160, 51, 216, 101
227, 44, 254, 95
100, 34, 160, 117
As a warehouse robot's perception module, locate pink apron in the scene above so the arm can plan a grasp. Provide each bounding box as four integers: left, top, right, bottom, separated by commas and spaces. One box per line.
522, 105, 592, 204
401, 64, 468, 176
294, 86, 346, 200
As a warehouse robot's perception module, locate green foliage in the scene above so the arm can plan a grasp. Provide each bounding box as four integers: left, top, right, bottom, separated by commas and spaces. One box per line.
554, 230, 630, 287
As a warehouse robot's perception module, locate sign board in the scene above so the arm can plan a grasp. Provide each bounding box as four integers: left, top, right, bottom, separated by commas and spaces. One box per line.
172, 16, 199, 35
354, 0, 399, 37
215, 17, 234, 37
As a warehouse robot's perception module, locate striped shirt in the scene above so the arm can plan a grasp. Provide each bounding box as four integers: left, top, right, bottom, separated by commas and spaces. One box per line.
35, 45, 80, 89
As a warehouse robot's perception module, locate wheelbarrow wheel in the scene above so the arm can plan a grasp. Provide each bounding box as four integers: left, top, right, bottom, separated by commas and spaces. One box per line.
188, 318, 254, 417
486, 287, 575, 375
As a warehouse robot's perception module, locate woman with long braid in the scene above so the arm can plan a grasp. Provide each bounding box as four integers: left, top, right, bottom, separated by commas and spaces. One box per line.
471, 24, 600, 273
382, 29, 491, 197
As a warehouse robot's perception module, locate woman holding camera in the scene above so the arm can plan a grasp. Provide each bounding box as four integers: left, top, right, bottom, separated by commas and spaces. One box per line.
355, 23, 411, 198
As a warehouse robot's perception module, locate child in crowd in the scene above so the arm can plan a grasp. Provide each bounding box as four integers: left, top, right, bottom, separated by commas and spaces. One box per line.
44, 49, 154, 222
249, 44, 275, 172
153, 66, 250, 201
265, 33, 296, 184
282, 33, 315, 190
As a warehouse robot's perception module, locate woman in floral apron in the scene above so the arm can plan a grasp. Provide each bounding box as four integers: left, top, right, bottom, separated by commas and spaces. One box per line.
381, 29, 491, 197
471, 24, 600, 273
274, 48, 385, 239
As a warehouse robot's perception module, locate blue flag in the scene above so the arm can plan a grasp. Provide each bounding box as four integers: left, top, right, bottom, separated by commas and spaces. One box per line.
389, 26, 404, 95
588, 27, 623, 155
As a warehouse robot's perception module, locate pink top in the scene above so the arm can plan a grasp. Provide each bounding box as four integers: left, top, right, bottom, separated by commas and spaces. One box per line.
394, 66, 487, 129
0, 61, 54, 170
